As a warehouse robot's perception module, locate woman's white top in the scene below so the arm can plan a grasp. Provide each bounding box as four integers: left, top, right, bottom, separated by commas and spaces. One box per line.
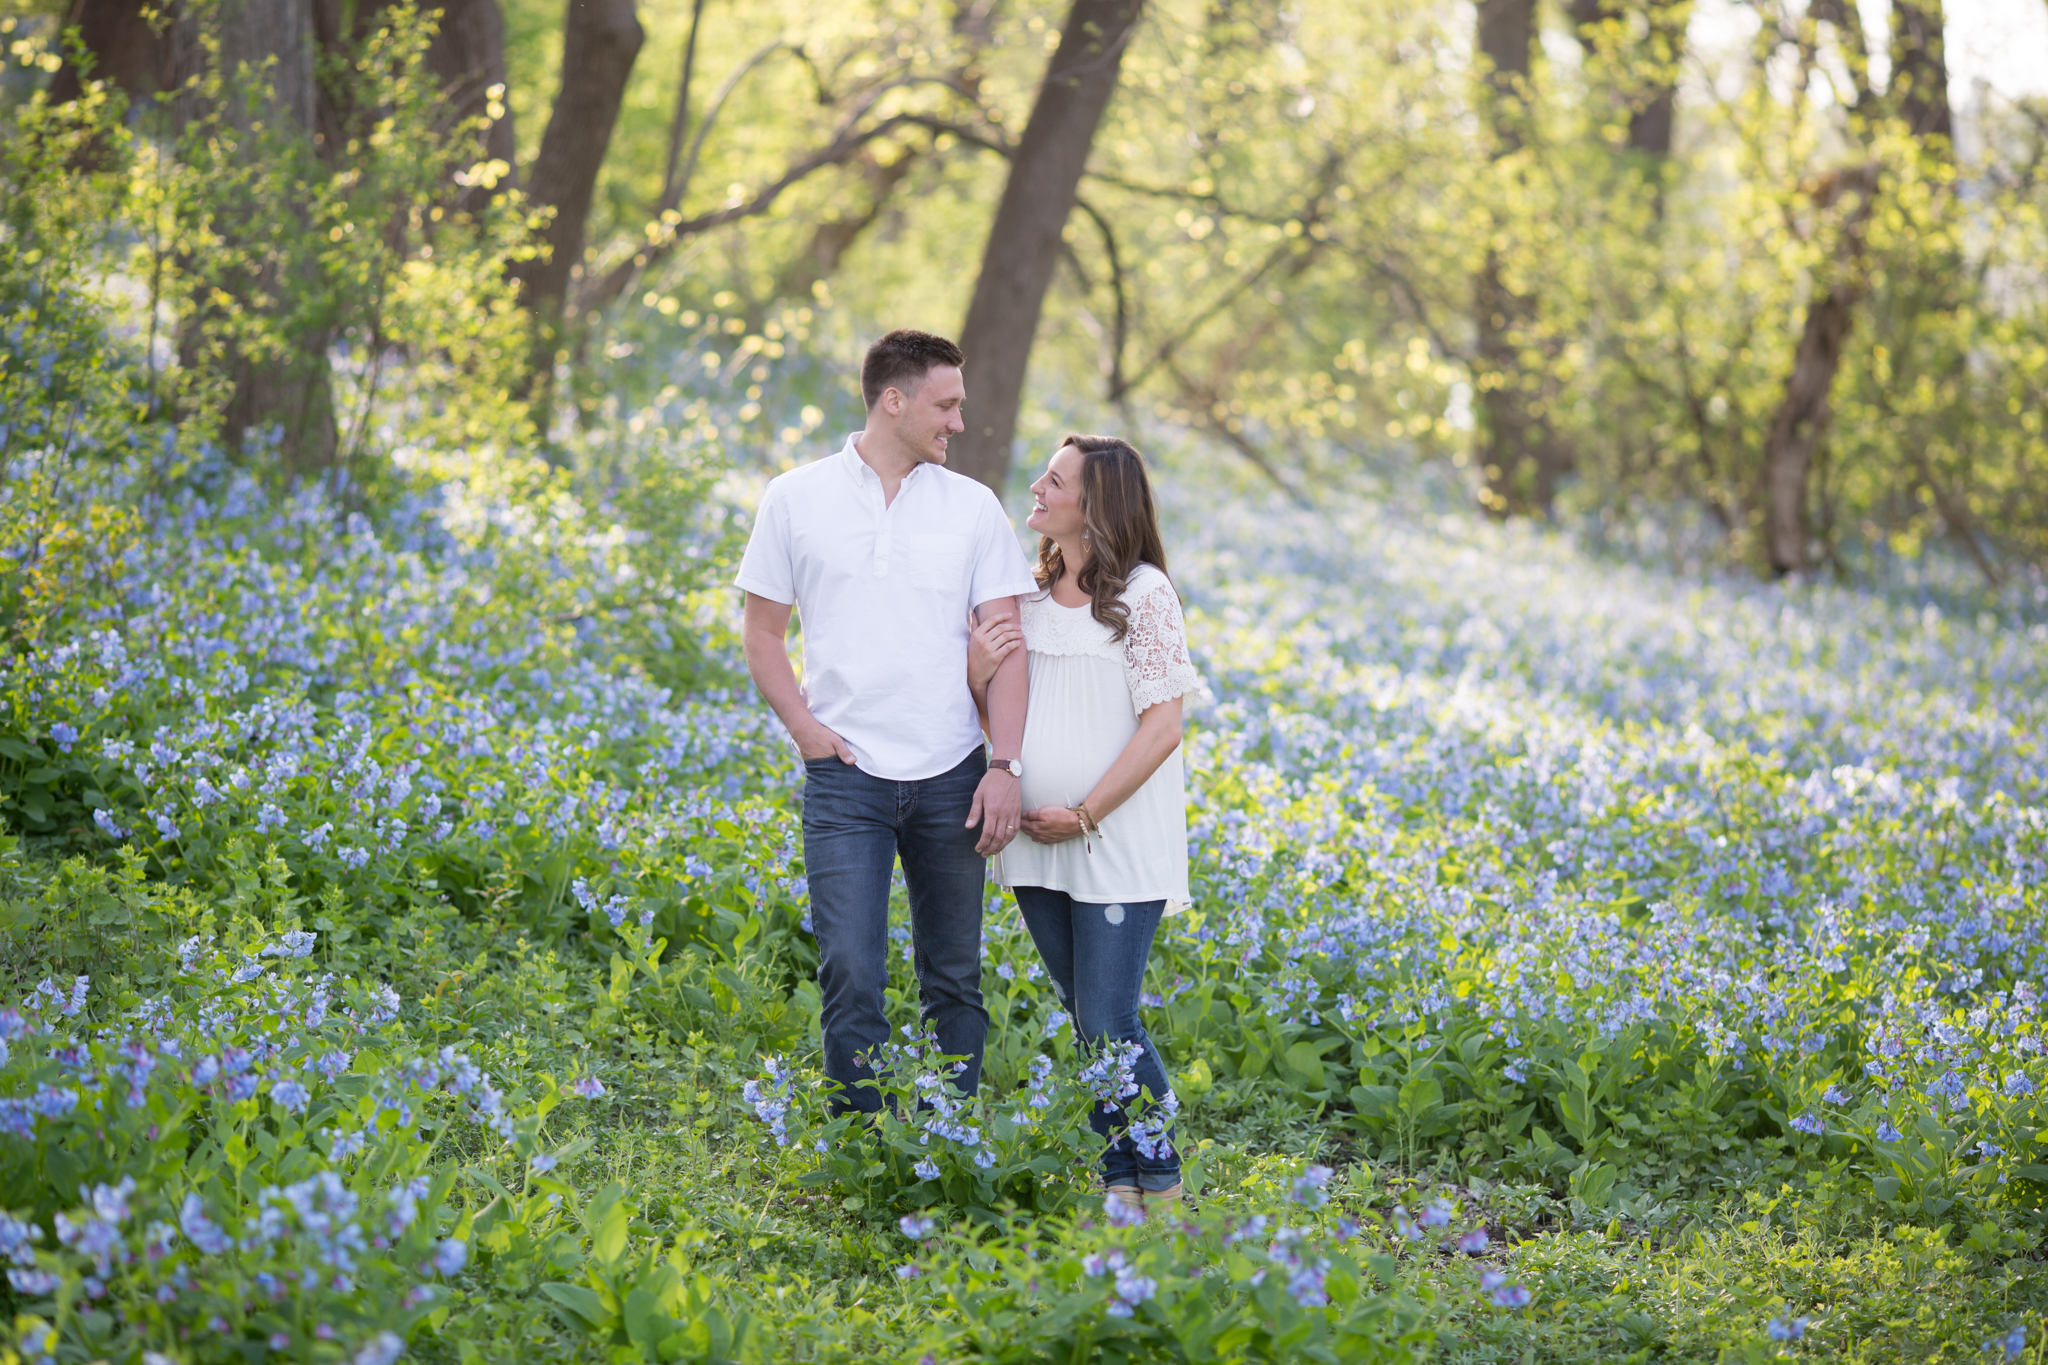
994, 563, 1203, 907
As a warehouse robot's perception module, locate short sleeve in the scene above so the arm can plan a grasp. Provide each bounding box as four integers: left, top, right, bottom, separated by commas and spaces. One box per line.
732, 480, 795, 604
967, 490, 1039, 608
1121, 571, 1202, 716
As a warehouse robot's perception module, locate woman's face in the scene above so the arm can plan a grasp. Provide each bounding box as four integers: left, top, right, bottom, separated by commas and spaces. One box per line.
1025, 444, 1087, 541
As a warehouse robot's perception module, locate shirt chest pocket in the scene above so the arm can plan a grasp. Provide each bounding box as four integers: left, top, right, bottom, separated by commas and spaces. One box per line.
897, 533, 969, 595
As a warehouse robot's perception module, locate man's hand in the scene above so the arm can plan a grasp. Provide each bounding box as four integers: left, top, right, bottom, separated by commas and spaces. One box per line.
793, 719, 856, 764
967, 766, 1023, 855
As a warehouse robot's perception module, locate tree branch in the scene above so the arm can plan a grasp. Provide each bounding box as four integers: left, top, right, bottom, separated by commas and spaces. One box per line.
1113, 152, 1345, 398
1162, 356, 1312, 508
579, 99, 948, 315
1071, 195, 1130, 399
667, 38, 788, 226
657, 0, 709, 215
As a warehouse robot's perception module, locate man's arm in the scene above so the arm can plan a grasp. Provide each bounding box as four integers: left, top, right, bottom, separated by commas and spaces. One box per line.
742, 592, 855, 763
966, 595, 1026, 855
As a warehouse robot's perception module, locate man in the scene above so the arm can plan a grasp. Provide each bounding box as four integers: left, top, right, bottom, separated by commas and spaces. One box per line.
735, 329, 1035, 1111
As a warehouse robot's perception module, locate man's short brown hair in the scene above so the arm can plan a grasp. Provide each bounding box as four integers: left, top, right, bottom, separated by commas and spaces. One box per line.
861, 329, 965, 409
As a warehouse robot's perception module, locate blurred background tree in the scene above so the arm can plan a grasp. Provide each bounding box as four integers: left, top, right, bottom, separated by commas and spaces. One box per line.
5, 0, 2047, 579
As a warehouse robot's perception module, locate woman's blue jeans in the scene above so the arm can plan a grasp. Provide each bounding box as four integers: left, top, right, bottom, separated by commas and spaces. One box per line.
1012, 886, 1181, 1192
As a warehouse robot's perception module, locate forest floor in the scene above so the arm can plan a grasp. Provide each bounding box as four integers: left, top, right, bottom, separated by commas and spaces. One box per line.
1, 457, 2046, 1362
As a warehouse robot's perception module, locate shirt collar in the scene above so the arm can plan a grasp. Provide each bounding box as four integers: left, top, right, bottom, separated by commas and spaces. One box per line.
840, 432, 930, 490
838, 433, 873, 486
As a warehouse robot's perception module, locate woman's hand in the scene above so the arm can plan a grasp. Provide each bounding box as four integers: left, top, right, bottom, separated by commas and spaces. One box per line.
1020, 805, 1085, 844
967, 610, 1023, 694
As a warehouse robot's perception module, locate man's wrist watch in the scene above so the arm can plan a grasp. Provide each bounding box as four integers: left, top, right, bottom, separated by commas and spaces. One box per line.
990, 757, 1024, 779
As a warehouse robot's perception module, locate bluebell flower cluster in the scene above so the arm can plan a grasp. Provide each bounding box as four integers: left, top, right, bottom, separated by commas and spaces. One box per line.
741, 1056, 797, 1148
4, 462, 802, 966
0, 925, 588, 1361
1080, 1247, 1158, 1316
1137, 496, 2048, 1206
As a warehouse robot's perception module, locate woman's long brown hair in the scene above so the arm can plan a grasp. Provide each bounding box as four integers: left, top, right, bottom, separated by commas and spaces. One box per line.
1033, 434, 1169, 642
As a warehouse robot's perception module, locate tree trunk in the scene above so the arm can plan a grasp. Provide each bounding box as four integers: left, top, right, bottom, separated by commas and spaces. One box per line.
47, 0, 173, 106
1479, 0, 1536, 139
1473, 0, 1562, 517
951, 0, 1144, 495
429, 0, 518, 191
1628, 1, 1689, 157
168, 0, 339, 472
1761, 165, 1877, 575
1761, 289, 1854, 575
513, 0, 644, 413
1889, 0, 1951, 148
61, 0, 539, 471
1567, 1, 1687, 158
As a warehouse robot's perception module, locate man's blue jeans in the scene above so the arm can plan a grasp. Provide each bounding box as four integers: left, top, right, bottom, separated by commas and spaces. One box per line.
802, 749, 989, 1113
1012, 886, 1181, 1193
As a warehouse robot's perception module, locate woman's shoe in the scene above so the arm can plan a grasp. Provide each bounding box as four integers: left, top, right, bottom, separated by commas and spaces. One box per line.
1142, 1183, 1183, 1216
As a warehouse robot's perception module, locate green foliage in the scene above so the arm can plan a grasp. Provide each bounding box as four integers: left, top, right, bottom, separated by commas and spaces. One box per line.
530, 1184, 763, 1365
1, 1, 539, 484
906, 1191, 1450, 1365
0, 870, 576, 1364
483, 0, 2048, 574
784, 1026, 1103, 1226
0, 82, 148, 470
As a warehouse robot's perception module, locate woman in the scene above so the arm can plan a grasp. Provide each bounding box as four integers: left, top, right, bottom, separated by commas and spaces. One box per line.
968, 434, 1202, 1216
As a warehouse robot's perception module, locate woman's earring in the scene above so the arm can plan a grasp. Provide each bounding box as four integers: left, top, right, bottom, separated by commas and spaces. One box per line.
1081, 529, 1091, 542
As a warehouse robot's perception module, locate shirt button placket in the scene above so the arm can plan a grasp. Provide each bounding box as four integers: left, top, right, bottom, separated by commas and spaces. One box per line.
874, 480, 892, 577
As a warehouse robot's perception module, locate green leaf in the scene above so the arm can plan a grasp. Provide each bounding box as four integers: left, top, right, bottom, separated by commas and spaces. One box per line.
622, 1286, 673, 1353
1398, 1075, 1443, 1118
1559, 1088, 1597, 1144
1570, 1161, 1619, 1208
540, 1282, 611, 1332
1498, 1102, 1535, 1139
1870, 1175, 1902, 1202
591, 1189, 631, 1267
1280, 1040, 1327, 1089
1350, 1084, 1396, 1122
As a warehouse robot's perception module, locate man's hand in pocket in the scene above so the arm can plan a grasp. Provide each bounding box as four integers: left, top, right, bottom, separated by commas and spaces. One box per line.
795, 721, 856, 764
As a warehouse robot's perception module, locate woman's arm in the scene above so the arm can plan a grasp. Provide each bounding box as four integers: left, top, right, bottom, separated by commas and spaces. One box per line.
1019, 697, 1182, 843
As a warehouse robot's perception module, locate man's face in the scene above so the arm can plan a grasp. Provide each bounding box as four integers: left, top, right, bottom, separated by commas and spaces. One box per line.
889, 364, 966, 464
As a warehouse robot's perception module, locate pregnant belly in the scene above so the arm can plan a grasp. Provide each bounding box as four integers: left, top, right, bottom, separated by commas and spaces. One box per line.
1017, 742, 1113, 811
1015, 650, 1136, 809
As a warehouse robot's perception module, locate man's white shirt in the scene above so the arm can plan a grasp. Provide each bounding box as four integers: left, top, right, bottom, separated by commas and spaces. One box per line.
734, 433, 1038, 781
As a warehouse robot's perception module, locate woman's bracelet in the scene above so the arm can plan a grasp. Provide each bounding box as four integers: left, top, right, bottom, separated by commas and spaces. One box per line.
1070, 802, 1101, 854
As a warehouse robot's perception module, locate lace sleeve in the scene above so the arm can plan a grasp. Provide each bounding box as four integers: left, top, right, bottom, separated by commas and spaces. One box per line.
1122, 573, 1203, 716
